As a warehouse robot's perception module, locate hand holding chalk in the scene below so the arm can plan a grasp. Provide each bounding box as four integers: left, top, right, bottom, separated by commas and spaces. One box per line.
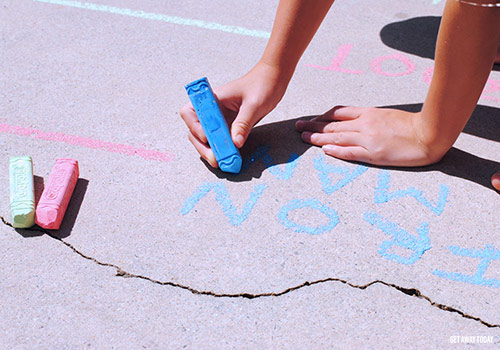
180, 62, 288, 169
185, 77, 243, 173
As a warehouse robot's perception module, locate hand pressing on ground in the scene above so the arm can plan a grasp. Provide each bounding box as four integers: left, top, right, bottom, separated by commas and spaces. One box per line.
296, 106, 447, 167
296, 106, 500, 192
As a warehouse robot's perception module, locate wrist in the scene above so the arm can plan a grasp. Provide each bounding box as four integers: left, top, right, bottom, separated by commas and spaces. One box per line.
411, 111, 456, 164
256, 58, 294, 87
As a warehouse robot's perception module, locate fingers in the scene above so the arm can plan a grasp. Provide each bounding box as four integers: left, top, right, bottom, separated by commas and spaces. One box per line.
213, 83, 261, 149
187, 132, 218, 168
301, 131, 365, 148
181, 83, 258, 168
492, 171, 500, 191
180, 103, 207, 144
300, 130, 372, 163
314, 106, 363, 122
322, 145, 372, 164
296, 119, 358, 133
295, 106, 363, 133
230, 104, 260, 148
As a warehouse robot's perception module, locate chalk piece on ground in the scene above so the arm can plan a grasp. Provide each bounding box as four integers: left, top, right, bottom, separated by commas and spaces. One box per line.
185, 77, 242, 174
9, 156, 35, 228
36, 159, 79, 230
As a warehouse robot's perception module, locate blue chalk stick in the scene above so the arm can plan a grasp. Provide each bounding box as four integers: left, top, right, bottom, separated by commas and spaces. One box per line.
185, 77, 242, 174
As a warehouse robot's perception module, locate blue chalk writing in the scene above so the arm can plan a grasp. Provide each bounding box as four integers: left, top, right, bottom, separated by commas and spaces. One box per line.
364, 212, 432, 265
374, 170, 449, 216
278, 199, 339, 235
433, 244, 500, 288
433, 0, 443, 4
181, 182, 267, 226
313, 155, 368, 194
242, 145, 300, 180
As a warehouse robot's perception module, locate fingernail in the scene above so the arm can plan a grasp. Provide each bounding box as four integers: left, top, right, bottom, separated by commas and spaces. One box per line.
295, 120, 304, 130
322, 145, 334, 152
235, 134, 244, 147
301, 131, 312, 140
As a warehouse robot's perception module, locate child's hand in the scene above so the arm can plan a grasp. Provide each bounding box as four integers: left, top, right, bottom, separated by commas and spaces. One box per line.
180, 62, 289, 168
296, 106, 446, 167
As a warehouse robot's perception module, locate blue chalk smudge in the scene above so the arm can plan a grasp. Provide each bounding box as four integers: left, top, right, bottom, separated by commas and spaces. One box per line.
374, 170, 449, 216
364, 212, 432, 265
181, 182, 267, 226
433, 244, 500, 288
242, 145, 300, 180
33, 0, 271, 39
313, 155, 368, 194
278, 198, 339, 235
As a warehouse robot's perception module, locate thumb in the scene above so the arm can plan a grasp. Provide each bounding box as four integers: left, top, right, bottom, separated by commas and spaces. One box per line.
231, 104, 259, 148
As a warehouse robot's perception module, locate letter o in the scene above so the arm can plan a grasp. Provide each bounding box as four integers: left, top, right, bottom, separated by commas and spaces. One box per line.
370, 53, 416, 77
278, 198, 339, 235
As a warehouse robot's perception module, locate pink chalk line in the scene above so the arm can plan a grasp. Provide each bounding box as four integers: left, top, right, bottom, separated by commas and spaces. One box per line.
0, 122, 175, 162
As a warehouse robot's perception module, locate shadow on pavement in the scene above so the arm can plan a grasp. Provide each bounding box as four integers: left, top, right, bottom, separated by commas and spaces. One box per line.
203, 103, 499, 191
202, 116, 313, 182
385, 103, 500, 143
201, 102, 499, 191
380, 16, 500, 71
16, 178, 89, 239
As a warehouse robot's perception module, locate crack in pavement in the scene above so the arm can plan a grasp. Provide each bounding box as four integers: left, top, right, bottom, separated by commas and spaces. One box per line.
2, 215, 499, 329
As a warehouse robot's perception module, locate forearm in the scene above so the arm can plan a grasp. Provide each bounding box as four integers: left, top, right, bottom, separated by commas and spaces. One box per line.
419, 0, 500, 154
260, 0, 335, 81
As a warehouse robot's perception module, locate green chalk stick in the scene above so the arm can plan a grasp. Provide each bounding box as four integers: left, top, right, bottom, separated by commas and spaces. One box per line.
9, 156, 35, 228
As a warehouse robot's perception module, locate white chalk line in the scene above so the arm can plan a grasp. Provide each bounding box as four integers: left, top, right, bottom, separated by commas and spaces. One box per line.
32, 0, 271, 38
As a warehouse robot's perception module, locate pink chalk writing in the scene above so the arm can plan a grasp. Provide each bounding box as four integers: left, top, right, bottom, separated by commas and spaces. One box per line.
306, 44, 417, 76
482, 78, 500, 102
370, 53, 416, 77
422, 66, 500, 102
0, 123, 175, 162
305, 44, 364, 74
307, 44, 500, 103
422, 66, 433, 85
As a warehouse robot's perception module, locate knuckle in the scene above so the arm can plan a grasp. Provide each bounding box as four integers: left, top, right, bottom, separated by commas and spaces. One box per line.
333, 133, 343, 144
325, 122, 336, 133
245, 96, 263, 111
362, 118, 376, 130
341, 149, 355, 160
371, 147, 384, 160
235, 119, 252, 134
189, 123, 201, 137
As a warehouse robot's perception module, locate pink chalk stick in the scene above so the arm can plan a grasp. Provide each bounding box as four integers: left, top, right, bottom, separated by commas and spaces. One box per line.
36, 159, 79, 230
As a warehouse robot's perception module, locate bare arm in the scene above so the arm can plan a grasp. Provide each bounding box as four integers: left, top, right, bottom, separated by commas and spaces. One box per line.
180, 0, 335, 167
418, 0, 500, 158
297, 0, 500, 171
260, 0, 336, 81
